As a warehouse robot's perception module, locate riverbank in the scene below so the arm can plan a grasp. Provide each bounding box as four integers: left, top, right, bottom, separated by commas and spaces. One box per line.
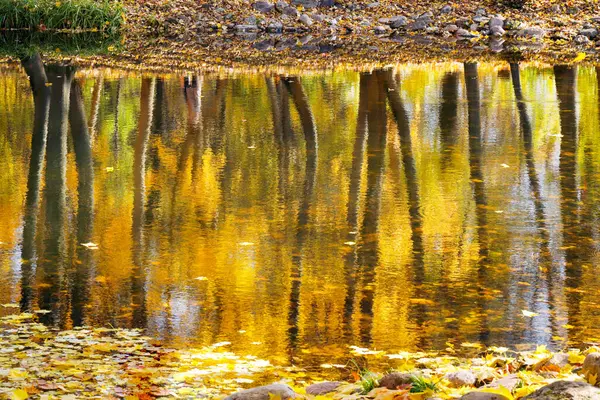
1, 313, 599, 399
2, 0, 600, 71
117, 0, 600, 70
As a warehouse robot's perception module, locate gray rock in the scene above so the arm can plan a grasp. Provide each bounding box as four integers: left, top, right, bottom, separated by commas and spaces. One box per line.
417, 14, 433, 24
475, 8, 487, 16
275, 1, 288, 12
473, 16, 489, 24
455, 18, 470, 28
582, 352, 600, 384
544, 352, 570, 369
305, 382, 343, 396
390, 16, 408, 28
299, 13, 313, 26
574, 35, 591, 44
490, 26, 505, 36
446, 371, 476, 388
420, 11, 433, 19
224, 384, 297, 400
592, 16, 600, 24
319, 0, 334, 7
550, 4, 561, 13
235, 24, 259, 32
489, 37, 504, 52
470, 23, 480, 32
291, 0, 318, 8
254, 40, 273, 50
489, 16, 504, 29
444, 24, 458, 33
440, 4, 452, 14
379, 372, 414, 390
267, 21, 283, 32
367, 2, 379, 8
245, 15, 257, 24
460, 393, 510, 400
517, 26, 545, 39
374, 25, 389, 34
522, 380, 600, 399
407, 19, 428, 31
282, 6, 299, 17
456, 28, 476, 38
485, 374, 521, 392
311, 13, 324, 22
253, 1, 274, 13
580, 28, 598, 39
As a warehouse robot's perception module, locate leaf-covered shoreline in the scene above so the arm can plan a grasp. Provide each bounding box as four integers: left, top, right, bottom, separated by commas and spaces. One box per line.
2, 313, 599, 399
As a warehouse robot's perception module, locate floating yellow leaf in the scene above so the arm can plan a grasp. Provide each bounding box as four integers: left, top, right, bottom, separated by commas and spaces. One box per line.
521, 309, 538, 318
573, 52, 586, 62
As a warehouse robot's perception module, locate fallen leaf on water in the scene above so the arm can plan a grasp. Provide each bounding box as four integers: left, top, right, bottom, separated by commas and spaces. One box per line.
239, 242, 254, 246
2, 304, 19, 308
194, 276, 208, 281
81, 242, 99, 249
573, 52, 586, 62
522, 310, 538, 317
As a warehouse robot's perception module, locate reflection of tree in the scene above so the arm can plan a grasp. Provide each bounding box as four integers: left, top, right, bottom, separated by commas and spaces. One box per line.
355, 71, 387, 346
439, 72, 460, 167
282, 76, 317, 353
464, 62, 490, 343
267, 77, 294, 202
88, 76, 103, 140
20, 54, 51, 312
69, 79, 95, 326
131, 78, 155, 328
343, 74, 369, 339
510, 63, 557, 339
553, 65, 581, 333
39, 65, 73, 327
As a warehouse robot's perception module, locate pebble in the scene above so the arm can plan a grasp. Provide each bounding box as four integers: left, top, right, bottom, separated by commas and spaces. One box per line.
440, 4, 453, 14
267, 21, 283, 32
390, 16, 408, 28
445, 370, 476, 388
580, 28, 598, 39
253, 1, 274, 13
299, 13, 314, 26
235, 24, 259, 32
282, 6, 299, 17
490, 26, 505, 36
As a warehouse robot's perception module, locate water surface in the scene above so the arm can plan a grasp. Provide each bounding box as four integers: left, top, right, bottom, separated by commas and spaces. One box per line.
1, 59, 600, 367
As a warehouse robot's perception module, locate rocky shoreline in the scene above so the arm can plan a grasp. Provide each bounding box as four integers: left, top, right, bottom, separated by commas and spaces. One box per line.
122, 0, 600, 69
225, 351, 600, 399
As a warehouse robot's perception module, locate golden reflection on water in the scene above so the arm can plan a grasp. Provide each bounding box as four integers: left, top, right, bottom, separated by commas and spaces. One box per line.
1, 60, 600, 367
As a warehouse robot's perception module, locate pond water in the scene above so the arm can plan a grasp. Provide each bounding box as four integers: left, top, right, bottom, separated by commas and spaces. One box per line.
1, 58, 600, 368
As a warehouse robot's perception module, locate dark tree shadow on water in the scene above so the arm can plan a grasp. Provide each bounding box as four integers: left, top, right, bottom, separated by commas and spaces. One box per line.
19, 54, 95, 327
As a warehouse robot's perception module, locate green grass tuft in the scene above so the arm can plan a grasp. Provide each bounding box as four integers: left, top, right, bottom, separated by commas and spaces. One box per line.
0, 0, 123, 33
409, 375, 438, 393
359, 370, 379, 395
